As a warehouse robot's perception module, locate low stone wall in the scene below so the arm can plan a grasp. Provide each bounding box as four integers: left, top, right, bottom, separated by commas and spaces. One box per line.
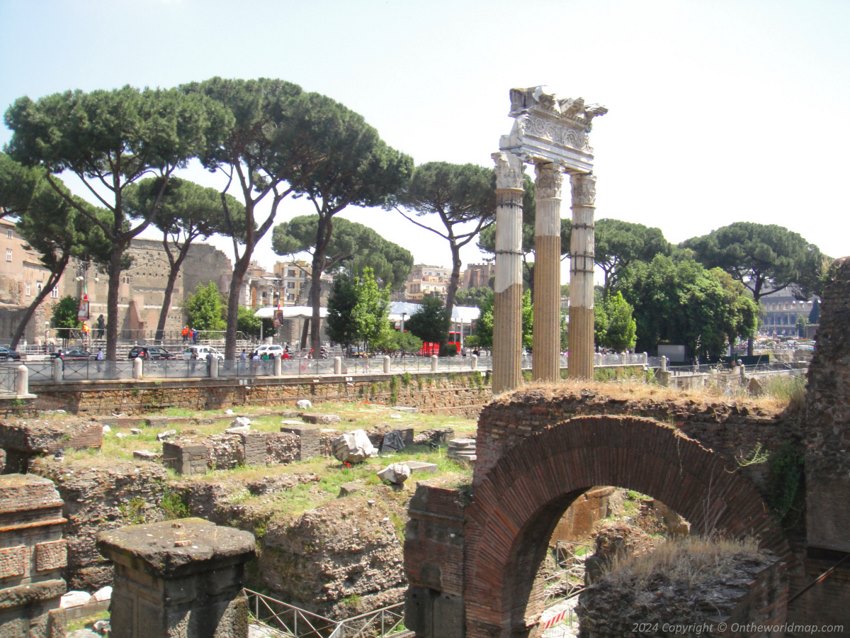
0, 417, 103, 473
30, 372, 492, 417
164, 431, 300, 475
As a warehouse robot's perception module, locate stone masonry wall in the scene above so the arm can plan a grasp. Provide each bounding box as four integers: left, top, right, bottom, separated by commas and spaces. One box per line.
31, 372, 491, 417
804, 257, 850, 553
29, 457, 170, 590
405, 483, 467, 638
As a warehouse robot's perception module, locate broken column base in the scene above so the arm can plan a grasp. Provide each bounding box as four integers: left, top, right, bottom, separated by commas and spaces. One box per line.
97, 518, 255, 638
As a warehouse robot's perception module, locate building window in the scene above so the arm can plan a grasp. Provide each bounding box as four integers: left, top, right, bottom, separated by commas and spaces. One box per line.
5, 249, 11, 262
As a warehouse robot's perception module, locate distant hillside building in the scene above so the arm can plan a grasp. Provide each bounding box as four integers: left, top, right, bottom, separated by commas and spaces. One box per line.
461, 262, 495, 289
405, 264, 451, 301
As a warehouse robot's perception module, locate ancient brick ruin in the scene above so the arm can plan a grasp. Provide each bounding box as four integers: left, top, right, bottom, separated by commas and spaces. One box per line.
403, 257, 850, 636
0, 474, 67, 637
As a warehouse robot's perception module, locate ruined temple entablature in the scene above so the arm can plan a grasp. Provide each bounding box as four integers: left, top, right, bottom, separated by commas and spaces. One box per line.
500, 85, 607, 173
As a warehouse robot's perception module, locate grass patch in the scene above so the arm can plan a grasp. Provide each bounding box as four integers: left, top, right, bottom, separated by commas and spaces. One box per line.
602, 535, 762, 588
65, 610, 109, 632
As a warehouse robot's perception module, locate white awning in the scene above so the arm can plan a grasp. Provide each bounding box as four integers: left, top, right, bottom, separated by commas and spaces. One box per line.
255, 302, 479, 324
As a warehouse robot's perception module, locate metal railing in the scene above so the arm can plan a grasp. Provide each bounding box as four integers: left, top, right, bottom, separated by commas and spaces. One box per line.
0, 365, 17, 396
244, 588, 407, 638
19, 351, 652, 385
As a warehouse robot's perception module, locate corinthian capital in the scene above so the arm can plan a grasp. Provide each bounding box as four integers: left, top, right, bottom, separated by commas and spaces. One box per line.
492, 151, 524, 191
535, 162, 563, 199
570, 173, 597, 207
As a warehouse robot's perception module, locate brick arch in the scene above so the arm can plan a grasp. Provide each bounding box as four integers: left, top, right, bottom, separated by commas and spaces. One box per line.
463, 415, 789, 638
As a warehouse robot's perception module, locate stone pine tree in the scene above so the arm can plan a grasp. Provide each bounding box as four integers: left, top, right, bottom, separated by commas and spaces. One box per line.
394, 162, 495, 322
5, 86, 227, 359
0, 153, 110, 350
594, 219, 670, 296
278, 92, 412, 357
182, 78, 303, 360
185, 79, 411, 359
272, 215, 413, 311
683, 222, 827, 354
124, 176, 245, 343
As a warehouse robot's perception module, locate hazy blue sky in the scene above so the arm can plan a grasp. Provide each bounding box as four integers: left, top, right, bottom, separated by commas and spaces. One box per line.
1, 0, 848, 270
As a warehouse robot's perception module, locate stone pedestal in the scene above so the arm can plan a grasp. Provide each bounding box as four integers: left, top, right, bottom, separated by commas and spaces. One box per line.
0, 474, 67, 638
162, 441, 208, 476
532, 162, 563, 382
491, 151, 525, 394
568, 173, 597, 379
279, 424, 322, 460
98, 519, 255, 638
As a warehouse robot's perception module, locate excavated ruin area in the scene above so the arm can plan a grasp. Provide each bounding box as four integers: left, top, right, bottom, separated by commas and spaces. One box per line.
1, 381, 803, 622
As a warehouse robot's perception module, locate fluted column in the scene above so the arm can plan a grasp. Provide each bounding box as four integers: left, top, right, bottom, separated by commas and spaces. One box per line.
532, 162, 563, 382
568, 173, 596, 379
491, 151, 524, 394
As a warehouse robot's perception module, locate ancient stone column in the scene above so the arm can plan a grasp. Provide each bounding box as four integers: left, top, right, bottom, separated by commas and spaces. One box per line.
532, 162, 564, 382
568, 173, 597, 379
491, 151, 524, 394
98, 518, 255, 638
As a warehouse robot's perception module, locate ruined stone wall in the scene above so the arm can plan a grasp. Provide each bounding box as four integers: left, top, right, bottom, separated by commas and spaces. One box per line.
0, 474, 67, 638
30, 372, 492, 417
29, 457, 170, 590
577, 553, 788, 636
0, 417, 103, 473
804, 257, 850, 554
163, 432, 299, 474
405, 484, 467, 638
475, 386, 797, 501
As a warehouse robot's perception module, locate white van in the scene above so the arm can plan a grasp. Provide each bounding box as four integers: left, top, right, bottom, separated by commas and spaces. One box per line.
251, 344, 284, 358
183, 345, 225, 360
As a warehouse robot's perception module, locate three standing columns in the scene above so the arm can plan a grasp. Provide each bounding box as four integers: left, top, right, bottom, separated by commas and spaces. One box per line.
568, 173, 597, 379
491, 151, 525, 394
532, 162, 563, 382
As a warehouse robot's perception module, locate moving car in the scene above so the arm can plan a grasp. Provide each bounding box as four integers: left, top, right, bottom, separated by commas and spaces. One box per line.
128, 346, 174, 360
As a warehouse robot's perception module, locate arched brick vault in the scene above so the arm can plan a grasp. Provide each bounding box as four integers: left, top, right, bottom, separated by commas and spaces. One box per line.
463, 415, 790, 637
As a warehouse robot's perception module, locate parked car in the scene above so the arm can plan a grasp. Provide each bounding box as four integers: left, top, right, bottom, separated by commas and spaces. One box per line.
182, 345, 225, 360
251, 344, 284, 359
0, 346, 21, 361
54, 348, 93, 361
128, 346, 174, 360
